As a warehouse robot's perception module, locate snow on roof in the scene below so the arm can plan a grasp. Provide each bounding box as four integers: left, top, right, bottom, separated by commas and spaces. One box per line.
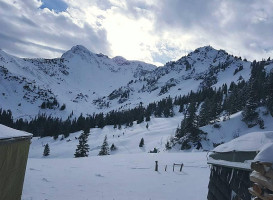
207, 158, 252, 170
213, 131, 273, 153
254, 143, 273, 164
0, 124, 32, 140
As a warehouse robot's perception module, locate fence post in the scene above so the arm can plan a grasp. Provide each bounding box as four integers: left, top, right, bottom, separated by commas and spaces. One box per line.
180, 163, 183, 172
155, 161, 158, 171
173, 163, 175, 172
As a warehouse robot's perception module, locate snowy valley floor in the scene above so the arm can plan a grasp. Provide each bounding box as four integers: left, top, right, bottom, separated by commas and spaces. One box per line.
22, 152, 209, 200
21, 110, 273, 200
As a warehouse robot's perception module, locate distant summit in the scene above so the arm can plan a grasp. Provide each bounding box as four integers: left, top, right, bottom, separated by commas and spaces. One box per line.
61, 45, 95, 60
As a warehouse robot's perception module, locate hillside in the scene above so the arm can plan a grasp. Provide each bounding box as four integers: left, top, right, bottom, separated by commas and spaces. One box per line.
1, 44, 273, 151
0, 45, 253, 119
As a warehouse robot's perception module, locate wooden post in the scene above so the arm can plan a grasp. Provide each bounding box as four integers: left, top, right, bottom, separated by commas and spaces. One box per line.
180, 164, 183, 172
173, 163, 175, 172
165, 165, 167, 171
155, 161, 158, 171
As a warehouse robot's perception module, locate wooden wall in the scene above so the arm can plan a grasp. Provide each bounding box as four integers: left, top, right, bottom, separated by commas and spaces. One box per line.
207, 165, 252, 200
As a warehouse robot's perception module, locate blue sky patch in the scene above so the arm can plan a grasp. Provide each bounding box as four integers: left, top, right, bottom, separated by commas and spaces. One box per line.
40, 0, 68, 13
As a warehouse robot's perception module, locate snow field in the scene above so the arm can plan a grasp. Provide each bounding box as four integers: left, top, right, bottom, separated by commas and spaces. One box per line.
22, 152, 209, 200
22, 108, 273, 199
24, 116, 210, 199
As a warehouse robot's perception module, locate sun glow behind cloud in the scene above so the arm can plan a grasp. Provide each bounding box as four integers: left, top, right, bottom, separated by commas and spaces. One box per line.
0, 0, 273, 65
104, 13, 157, 62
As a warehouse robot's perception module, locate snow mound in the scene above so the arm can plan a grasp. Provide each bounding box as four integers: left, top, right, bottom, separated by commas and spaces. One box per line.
0, 124, 32, 139
213, 131, 273, 153
254, 143, 273, 164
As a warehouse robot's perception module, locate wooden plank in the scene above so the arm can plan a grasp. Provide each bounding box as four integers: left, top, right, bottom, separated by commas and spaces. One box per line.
251, 162, 273, 179
253, 183, 263, 195
252, 162, 266, 174
250, 171, 273, 192
249, 188, 273, 200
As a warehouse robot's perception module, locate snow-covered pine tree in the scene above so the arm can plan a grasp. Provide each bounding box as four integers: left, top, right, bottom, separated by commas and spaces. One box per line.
199, 98, 210, 126
98, 135, 110, 156
74, 130, 90, 158
43, 143, 50, 157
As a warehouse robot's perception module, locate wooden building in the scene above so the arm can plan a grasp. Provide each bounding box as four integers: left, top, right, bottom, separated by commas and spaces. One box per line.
0, 124, 32, 200
207, 131, 273, 200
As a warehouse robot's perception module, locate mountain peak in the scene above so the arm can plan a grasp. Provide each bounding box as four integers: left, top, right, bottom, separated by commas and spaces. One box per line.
193, 45, 216, 53
112, 56, 130, 66
61, 45, 95, 60
70, 45, 90, 53
182, 45, 229, 61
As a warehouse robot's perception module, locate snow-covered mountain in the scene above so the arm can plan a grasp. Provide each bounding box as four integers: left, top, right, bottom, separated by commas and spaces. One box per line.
0, 45, 259, 119
0, 45, 155, 118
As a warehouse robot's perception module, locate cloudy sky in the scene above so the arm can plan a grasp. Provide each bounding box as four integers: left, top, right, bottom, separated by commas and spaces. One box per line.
0, 0, 273, 65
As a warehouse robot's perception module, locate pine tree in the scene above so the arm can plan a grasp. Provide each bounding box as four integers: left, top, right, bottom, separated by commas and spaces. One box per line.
175, 102, 206, 149
43, 143, 50, 157
145, 115, 151, 122
266, 73, 273, 116
165, 141, 171, 150
139, 138, 144, 147
74, 130, 90, 158
110, 143, 117, 151
242, 78, 259, 127
98, 135, 110, 156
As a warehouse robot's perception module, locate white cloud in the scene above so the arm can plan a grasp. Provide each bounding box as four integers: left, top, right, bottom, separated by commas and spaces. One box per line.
0, 0, 272, 64
0, 0, 110, 58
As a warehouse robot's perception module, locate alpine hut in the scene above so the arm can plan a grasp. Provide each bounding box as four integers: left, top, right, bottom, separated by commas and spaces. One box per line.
207, 131, 273, 200
0, 124, 32, 200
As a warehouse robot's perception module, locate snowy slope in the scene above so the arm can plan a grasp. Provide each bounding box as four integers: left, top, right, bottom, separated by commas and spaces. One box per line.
0, 45, 252, 119
98, 46, 252, 113
201, 107, 273, 149
29, 116, 182, 158
26, 105, 273, 158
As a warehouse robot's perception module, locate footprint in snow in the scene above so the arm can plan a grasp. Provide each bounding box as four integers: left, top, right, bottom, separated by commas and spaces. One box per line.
29, 168, 40, 171
42, 178, 50, 182
95, 174, 104, 177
